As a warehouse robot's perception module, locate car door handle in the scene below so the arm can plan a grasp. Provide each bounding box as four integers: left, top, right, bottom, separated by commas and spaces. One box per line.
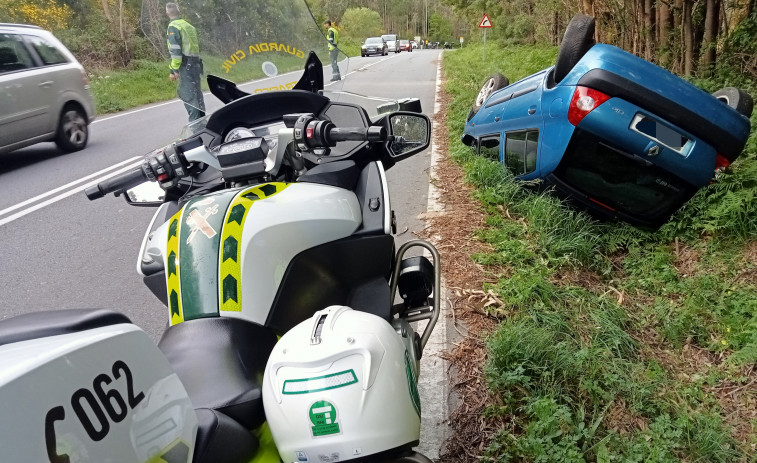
528, 106, 537, 115
38, 81, 54, 88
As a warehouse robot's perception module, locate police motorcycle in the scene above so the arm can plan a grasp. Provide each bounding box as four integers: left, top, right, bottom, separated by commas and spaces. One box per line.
0, 0, 440, 462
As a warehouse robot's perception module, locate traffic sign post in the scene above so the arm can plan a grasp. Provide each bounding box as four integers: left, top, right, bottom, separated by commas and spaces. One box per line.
479, 14, 492, 59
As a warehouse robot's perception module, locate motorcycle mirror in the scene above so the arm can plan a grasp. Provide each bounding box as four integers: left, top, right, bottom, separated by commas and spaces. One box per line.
124, 181, 165, 207
385, 112, 431, 161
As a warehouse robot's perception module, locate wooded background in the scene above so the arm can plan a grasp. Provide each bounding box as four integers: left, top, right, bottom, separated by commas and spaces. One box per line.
1, 0, 755, 80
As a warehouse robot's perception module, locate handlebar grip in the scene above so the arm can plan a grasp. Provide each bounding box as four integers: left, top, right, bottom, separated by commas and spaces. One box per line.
85, 166, 148, 200
329, 126, 386, 143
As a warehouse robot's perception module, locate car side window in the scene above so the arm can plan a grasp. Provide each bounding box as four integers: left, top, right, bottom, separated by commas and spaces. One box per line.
24, 35, 69, 66
0, 34, 35, 74
505, 130, 539, 176
477, 134, 500, 161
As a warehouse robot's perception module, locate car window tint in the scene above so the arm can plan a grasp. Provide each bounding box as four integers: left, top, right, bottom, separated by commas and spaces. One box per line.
505, 131, 526, 175
478, 134, 500, 161
24, 35, 68, 65
0, 34, 35, 73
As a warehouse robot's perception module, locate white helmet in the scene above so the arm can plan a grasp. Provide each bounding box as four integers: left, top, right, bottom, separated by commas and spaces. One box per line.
263, 306, 421, 463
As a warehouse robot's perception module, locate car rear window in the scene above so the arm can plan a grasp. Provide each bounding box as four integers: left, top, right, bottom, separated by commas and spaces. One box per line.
0, 34, 35, 73
365, 38, 382, 44
24, 35, 68, 65
553, 130, 696, 219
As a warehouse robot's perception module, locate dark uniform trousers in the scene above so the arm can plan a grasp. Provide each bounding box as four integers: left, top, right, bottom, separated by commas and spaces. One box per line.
179, 56, 206, 122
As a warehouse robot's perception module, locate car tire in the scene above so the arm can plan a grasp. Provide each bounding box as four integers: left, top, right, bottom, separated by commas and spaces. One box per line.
55, 104, 89, 153
712, 87, 754, 118
554, 13, 596, 84
469, 72, 509, 120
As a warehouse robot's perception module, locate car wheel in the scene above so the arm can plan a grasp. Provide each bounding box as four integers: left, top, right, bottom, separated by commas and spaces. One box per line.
554, 13, 596, 84
712, 87, 754, 118
55, 104, 89, 153
469, 72, 509, 120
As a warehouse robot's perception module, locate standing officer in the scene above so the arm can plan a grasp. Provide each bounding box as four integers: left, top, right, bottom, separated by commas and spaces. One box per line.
166, 2, 205, 122
323, 20, 341, 82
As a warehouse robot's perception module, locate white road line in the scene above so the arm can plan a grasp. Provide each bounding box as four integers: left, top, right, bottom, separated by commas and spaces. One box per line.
0, 160, 143, 226
0, 156, 142, 219
417, 51, 448, 461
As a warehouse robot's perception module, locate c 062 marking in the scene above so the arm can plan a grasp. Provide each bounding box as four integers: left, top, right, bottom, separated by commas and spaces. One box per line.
44, 360, 145, 462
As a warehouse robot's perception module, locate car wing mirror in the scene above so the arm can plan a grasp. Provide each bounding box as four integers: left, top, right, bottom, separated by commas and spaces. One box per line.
385, 112, 431, 161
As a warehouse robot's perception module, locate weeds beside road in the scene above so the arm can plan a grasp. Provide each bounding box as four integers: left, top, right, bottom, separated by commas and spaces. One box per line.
438, 45, 757, 462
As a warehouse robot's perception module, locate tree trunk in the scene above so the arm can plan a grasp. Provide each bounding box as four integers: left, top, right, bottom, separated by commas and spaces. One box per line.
683, 0, 694, 75
701, 0, 719, 71
659, 2, 671, 66
101, 0, 113, 23
644, 0, 654, 60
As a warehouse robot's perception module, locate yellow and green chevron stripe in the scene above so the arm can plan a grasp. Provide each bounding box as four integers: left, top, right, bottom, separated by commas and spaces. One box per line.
166, 211, 184, 326
165, 183, 290, 324
219, 183, 289, 312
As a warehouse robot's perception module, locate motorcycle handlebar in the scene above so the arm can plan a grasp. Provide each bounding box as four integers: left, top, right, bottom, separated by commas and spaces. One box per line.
329, 126, 386, 143
85, 166, 148, 200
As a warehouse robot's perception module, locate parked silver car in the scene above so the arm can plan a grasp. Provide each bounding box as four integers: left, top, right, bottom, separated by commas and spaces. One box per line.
0, 23, 95, 155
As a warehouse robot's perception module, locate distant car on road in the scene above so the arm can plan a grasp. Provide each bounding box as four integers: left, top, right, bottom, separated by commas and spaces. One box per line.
0, 23, 95, 155
399, 39, 412, 52
381, 34, 400, 53
443, 42, 452, 49
411, 40, 418, 49
361, 37, 388, 57
462, 14, 753, 228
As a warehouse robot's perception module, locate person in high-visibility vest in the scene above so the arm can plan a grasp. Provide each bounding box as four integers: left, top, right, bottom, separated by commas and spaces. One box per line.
323, 20, 341, 82
166, 2, 205, 122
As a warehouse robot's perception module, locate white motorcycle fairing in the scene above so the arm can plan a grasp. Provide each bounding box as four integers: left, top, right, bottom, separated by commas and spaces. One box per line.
138, 182, 364, 327
0, 311, 196, 462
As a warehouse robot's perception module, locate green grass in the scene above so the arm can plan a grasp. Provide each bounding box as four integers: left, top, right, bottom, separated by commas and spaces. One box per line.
443, 44, 757, 462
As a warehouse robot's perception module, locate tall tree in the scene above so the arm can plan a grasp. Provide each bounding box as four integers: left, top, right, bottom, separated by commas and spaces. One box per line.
701, 0, 719, 71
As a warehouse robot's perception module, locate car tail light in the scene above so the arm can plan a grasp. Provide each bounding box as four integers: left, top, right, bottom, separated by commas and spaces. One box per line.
568, 86, 610, 125
715, 153, 730, 171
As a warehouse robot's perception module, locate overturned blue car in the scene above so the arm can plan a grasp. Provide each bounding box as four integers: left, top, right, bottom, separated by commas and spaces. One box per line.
462, 14, 753, 228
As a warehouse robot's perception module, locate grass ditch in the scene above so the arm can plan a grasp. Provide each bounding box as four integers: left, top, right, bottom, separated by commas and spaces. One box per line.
441, 44, 757, 462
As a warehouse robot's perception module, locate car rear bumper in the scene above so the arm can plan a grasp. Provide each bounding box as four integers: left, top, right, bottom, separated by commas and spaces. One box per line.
570, 45, 751, 161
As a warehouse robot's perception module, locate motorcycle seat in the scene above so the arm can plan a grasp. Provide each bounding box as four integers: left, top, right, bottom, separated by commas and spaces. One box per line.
0, 308, 131, 347
158, 316, 278, 430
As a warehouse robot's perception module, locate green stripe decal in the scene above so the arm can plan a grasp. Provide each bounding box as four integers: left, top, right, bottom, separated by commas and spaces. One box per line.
282, 369, 359, 394
219, 183, 289, 312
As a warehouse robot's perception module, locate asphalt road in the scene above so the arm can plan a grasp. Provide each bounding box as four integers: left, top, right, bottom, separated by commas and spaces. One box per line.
0, 48, 443, 343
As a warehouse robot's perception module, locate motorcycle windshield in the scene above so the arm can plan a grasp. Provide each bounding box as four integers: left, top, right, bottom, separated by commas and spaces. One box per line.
140, 0, 350, 102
